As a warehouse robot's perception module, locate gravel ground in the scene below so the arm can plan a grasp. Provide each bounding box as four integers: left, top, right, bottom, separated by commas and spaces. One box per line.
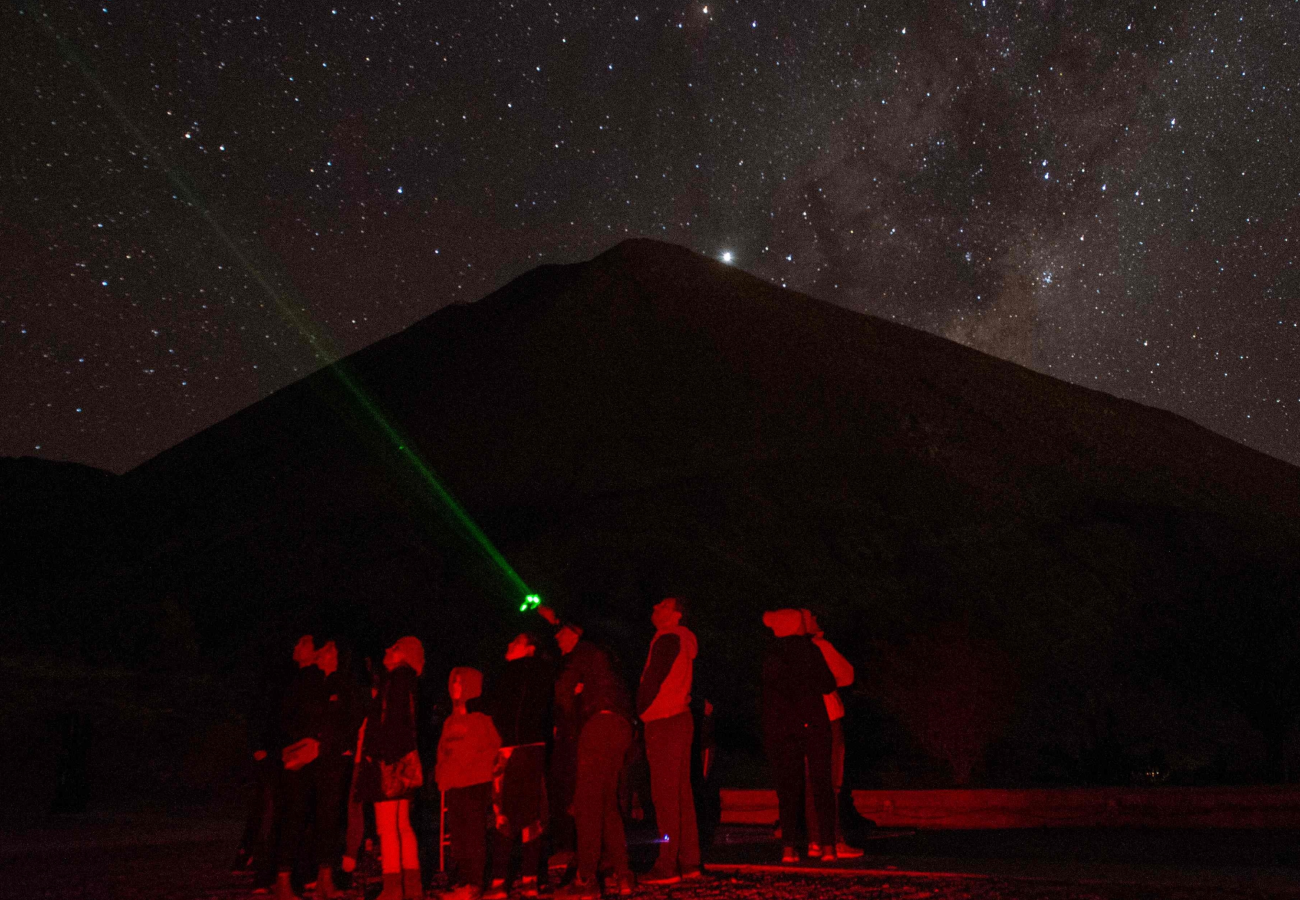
3, 820, 1300, 900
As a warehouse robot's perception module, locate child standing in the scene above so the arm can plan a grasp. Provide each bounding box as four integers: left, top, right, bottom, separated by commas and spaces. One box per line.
436, 667, 502, 900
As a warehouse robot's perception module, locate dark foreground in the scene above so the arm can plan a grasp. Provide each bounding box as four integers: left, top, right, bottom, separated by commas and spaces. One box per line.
5, 816, 1300, 900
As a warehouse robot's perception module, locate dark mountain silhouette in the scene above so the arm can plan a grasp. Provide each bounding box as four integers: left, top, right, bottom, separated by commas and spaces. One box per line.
7, 239, 1300, 793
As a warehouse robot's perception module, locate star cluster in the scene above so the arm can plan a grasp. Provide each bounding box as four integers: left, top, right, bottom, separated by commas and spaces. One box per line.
1, 0, 1296, 472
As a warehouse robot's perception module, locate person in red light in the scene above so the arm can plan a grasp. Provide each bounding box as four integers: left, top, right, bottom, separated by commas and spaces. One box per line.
761, 609, 837, 864
274, 634, 327, 900
799, 609, 863, 860
436, 666, 502, 900
552, 622, 635, 900
483, 633, 554, 899
637, 597, 702, 885
358, 637, 425, 900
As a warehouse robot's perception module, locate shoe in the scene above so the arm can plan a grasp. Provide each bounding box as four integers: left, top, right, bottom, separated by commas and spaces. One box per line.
315, 866, 342, 900
484, 880, 508, 900
615, 872, 636, 896
780, 847, 799, 864
274, 872, 302, 900
680, 868, 703, 881
819, 846, 837, 863
639, 863, 680, 886
377, 872, 404, 900
833, 841, 864, 859
554, 876, 598, 900
403, 867, 425, 899
520, 876, 540, 898
440, 886, 481, 900
807, 843, 820, 858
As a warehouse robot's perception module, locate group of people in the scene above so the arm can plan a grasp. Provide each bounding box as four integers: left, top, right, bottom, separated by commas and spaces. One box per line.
236, 598, 861, 900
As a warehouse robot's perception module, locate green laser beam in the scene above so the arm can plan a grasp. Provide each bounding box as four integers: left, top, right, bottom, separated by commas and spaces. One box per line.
30, 3, 537, 611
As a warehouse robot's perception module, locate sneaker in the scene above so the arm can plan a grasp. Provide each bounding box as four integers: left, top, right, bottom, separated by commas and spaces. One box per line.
680, 868, 704, 881
615, 873, 636, 896
806, 843, 820, 858
520, 877, 540, 898
484, 880, 508, 900
780, 846, 799, 864
819, 846, 837, 864
639, 864, 680, 886
833, 841, 864, 859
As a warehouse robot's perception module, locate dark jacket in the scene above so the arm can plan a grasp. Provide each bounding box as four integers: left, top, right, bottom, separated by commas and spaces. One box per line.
281, 665, 328, 746
320, 670, 362, 761
358, 663, 420, 802
760, 635, 836, 744
555, 639, 632, 729
486, 656, 554, 747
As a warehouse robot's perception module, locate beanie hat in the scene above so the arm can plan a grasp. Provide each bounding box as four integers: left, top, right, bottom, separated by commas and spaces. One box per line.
393, 636, 425, 676
448, 666, 483, 701
762, 608, 805, 638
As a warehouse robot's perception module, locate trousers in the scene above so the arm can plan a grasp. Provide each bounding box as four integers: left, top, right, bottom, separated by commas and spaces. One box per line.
644, 711, 700, 872
573, 712, 632, 881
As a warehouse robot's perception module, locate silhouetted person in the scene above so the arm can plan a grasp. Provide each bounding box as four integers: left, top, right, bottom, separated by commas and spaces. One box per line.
275, 635, 329, 900
637, 598, 701, 884
484, 633, 554, 898
553, 623, 634, 899
310, 639, 362, 898
358, 637, 425, 900
436, 667, 501, 900
761, 609, 837, 864
235, 645, 293, 888
800, 609, 862, 859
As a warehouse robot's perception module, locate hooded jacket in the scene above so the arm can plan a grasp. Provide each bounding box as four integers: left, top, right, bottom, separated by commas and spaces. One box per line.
637, 625, 697, 722
760, 610, 836, 744
436, 667, 503, 791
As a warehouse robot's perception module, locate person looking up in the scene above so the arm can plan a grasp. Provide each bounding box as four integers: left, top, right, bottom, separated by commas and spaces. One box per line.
274, 634, 327, 900
359, 637, 425, 900
760, 609, 837, 864
799, 610, 862, 860
637, 598, 701, 884
436, 667, 502, 900
553, 623, 634, 899
483, 634, 554, 899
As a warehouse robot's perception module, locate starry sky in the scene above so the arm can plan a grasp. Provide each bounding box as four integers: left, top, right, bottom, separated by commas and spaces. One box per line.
2, 0, 1297, 474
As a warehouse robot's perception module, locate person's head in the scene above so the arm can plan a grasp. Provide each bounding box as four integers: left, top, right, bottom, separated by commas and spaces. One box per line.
652, 597, 685, 631
556, 624, 583, 655
448, 666, 483, 703
800, 609, 822, 638
315, 640, 338, 676
506, 633, 537, 661
384, 636, 425, 675
762, 609, 804, 638
292, 634, 316, 668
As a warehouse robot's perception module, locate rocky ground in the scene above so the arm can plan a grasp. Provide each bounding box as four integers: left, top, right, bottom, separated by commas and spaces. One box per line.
5, 817, 1300, 900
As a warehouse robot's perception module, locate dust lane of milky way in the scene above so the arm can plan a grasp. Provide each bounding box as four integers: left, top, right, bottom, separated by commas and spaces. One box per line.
2, 0, 1296, 473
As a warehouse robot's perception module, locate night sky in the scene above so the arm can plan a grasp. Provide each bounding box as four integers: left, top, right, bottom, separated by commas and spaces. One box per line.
2, 0, 1297, 474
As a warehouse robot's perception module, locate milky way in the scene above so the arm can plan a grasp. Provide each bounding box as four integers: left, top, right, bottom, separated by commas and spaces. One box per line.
2, 0, 1296, 472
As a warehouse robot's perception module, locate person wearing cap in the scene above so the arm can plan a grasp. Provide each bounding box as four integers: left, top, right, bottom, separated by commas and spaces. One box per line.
800, 610, 863, 860
760, 609, 837, 864
483, 634, 554, 899
436, 666, 502, 900
637, 598, 701, 884
552, 622, 635, 899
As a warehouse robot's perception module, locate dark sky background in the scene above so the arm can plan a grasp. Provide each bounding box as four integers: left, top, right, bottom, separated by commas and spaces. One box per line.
2, 0, 1296, 474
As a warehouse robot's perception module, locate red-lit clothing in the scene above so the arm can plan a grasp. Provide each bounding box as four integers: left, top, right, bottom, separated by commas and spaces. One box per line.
357, 664, 420, 803
637, 626, 697, 722
811, 635, 854, 721
436, 709, 502, 792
